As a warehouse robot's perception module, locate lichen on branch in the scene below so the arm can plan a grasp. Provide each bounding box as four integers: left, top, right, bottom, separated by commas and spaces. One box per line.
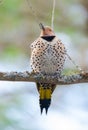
0, 71, 88, 85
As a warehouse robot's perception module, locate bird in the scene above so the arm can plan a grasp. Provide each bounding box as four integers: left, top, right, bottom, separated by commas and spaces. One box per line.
30, 23, 66, 114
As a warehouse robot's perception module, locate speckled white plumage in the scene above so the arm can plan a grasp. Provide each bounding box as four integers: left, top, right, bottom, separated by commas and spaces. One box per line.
30, 36, 66, 74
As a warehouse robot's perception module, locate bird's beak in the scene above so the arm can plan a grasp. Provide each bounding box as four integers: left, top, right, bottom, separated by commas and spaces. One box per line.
39, 23, 45, 30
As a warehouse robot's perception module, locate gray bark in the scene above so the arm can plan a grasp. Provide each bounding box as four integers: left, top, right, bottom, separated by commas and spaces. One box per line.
0, 71, 88, 85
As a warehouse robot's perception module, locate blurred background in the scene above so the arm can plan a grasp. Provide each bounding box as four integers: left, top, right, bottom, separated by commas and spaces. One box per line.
0, 0, 88, 130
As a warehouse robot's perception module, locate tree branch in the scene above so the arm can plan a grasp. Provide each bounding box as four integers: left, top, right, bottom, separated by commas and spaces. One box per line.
0, 71, 88, 85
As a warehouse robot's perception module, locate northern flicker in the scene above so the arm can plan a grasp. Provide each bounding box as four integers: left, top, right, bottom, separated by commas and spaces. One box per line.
30, 23, 66, 114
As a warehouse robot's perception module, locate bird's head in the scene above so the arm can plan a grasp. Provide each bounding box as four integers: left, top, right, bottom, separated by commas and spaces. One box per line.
39, 23, 55, 36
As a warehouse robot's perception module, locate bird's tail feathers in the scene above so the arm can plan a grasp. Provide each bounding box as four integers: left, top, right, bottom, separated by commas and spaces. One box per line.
36, 83, 56, 114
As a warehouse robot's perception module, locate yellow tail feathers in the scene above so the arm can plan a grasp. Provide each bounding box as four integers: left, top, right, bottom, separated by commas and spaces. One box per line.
39, 85, 52, 99
36, 83, 56, 114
